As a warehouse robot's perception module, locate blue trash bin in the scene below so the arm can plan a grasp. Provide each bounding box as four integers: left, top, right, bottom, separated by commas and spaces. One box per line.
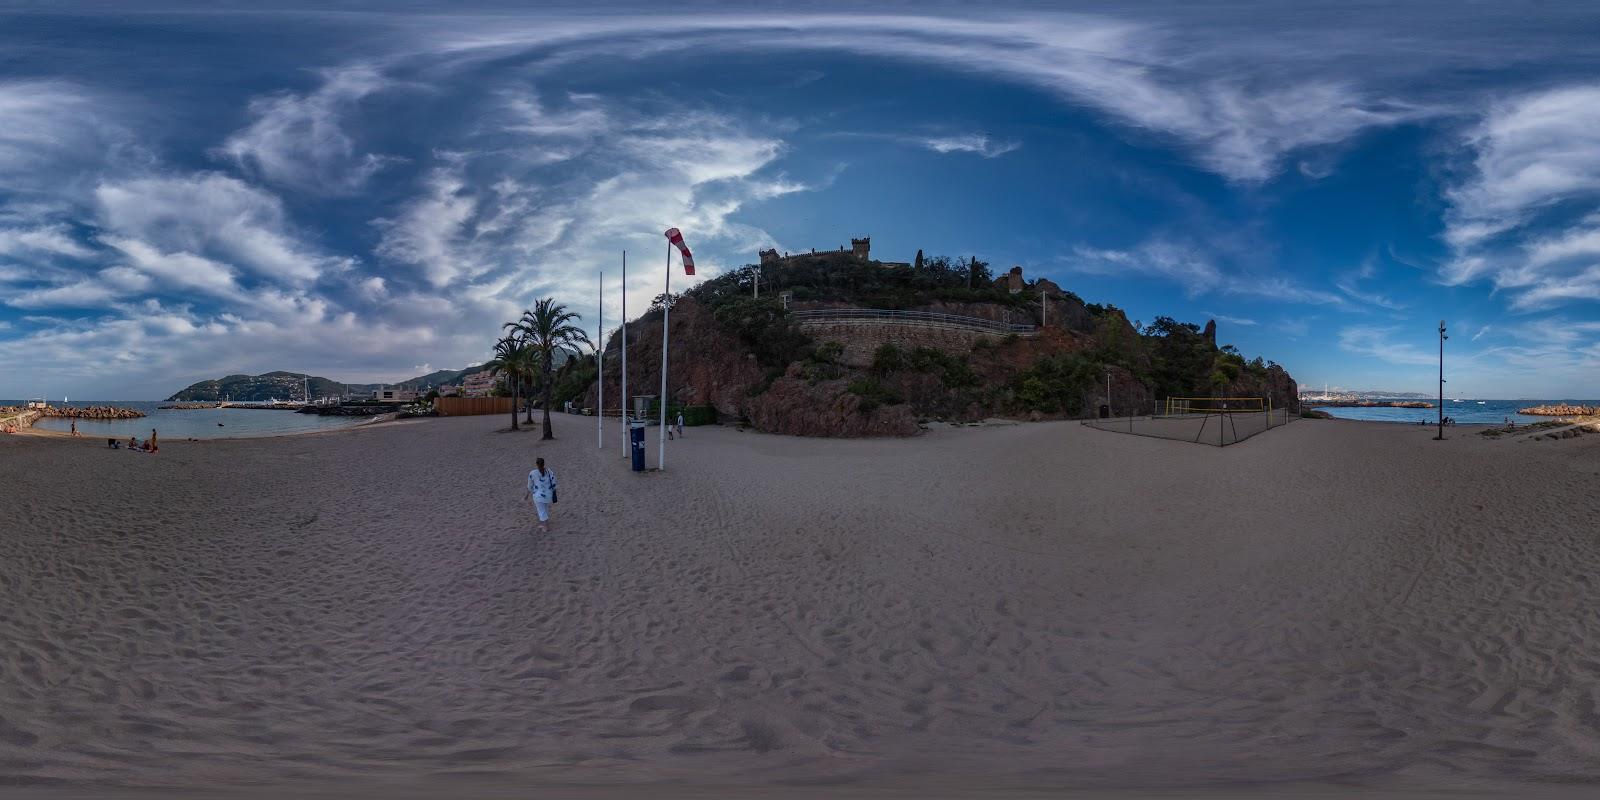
630, 422, 646, 472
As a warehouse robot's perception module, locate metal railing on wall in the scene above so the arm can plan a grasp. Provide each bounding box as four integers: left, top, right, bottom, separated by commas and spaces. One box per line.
791, 308, 1038, 336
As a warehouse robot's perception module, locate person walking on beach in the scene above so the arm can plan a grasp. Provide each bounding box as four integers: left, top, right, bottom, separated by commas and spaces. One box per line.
525, 457, 558, 533
148, 428, 159, 452
70, 419, 80, 437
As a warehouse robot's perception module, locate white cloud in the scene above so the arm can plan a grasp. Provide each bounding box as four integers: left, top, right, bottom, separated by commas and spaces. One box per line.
427, 13, 1424, 182
374, 101, 805, 310
1441, 85, 1600, 310
218, 65, 396, 194
95, 173, 345, 284
918, 134, 1020, 158
0, 225, 94, 260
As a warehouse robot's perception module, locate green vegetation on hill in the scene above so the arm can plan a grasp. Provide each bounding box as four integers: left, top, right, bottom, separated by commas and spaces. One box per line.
670, 251, 1296, 425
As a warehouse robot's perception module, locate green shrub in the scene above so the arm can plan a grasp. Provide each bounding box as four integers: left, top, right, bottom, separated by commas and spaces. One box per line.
846, 377, 903, 414
871, 343, 905, 374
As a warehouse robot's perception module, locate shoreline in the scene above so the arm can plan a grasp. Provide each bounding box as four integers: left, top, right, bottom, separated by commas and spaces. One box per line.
12, 411, 399, 442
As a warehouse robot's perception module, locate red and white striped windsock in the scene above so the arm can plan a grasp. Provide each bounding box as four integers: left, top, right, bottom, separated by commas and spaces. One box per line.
664, 228, 695, 275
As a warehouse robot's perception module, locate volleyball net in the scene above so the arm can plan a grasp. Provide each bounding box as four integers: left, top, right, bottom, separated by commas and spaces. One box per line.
1083, 396, 1291, 447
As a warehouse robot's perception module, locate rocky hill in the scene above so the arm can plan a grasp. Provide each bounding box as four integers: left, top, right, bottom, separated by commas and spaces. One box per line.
167, 364, 497, 402
555, 251, 1299, 437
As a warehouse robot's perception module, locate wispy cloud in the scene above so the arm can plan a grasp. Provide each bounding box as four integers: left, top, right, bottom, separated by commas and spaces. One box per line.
917, 134, 1019, 158
1440, 85, 1600, 310
1338, 325, 1437, 366
218, 64, 399, 194
1204, 311, 1258, 326
424, 13, 1425, 183
1335, 257, 1404, 310
1071, 238, 1341, 305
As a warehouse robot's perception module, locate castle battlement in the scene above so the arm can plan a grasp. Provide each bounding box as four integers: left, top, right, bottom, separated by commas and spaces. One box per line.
760, 236, 874, 266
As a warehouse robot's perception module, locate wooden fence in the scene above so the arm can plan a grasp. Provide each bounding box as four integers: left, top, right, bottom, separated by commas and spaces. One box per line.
435, 397, 516, 417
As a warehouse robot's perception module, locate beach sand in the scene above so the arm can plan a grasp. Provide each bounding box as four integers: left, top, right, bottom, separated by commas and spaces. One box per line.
3, 415, 1600, 798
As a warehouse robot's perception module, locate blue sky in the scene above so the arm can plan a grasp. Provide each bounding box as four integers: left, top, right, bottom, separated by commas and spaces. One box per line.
3, 3, 1600, 399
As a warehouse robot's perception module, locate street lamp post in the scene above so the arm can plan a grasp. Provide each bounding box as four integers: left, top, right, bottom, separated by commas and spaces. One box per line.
1435, 320, 1447, 441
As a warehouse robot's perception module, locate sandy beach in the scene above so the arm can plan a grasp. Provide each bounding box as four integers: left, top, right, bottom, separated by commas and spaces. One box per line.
4, 415, 1600, 798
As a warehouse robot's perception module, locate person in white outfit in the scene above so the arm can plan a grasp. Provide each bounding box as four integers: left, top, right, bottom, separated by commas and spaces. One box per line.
525, 457, 558, 533
676, 411, 685, 437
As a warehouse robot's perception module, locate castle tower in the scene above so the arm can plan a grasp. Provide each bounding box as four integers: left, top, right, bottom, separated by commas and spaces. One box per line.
759, 248, 780, 266
851, 237, 871, 260
1006, 265, 1024, 294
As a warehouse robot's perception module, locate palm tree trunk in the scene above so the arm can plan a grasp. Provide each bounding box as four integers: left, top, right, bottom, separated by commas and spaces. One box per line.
541, 358, 555, 439
524, 374, 534, 424
510, 377, 519, 430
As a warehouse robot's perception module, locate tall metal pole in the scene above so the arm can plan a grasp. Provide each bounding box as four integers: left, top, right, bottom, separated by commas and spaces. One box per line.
597, 270, 603, 448
658, 241, 672, 470
620, 250, 628, 456
1435, 320, 1447, 441
753, 265, 760, 298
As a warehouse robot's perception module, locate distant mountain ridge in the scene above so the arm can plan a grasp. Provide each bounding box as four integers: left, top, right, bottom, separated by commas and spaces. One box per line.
166, 365, 491, 402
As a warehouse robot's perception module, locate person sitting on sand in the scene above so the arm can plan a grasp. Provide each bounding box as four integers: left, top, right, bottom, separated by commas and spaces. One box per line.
128, 435, 139, 449
525, 457, 558, 534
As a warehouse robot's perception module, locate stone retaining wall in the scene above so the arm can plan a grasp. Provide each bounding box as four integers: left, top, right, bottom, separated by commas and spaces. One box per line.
797, 320, 1010, 367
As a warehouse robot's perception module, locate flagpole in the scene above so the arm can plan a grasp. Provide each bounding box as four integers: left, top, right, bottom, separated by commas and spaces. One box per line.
659, 240, 671, 470
597, 269, 603, 449
620, 250, 628, 457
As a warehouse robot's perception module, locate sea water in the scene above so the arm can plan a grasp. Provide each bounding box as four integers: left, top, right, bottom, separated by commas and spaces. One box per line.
1315, 399, 1599, 425
5, 400, 372, 440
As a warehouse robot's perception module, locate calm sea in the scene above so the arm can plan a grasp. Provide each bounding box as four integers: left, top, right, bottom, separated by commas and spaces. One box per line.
4, 400, 371, 440
1314, 399, 1600, 425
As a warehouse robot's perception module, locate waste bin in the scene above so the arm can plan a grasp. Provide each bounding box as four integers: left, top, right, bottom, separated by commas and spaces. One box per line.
1098, 404, 1110, 419
630, 422, 647, 472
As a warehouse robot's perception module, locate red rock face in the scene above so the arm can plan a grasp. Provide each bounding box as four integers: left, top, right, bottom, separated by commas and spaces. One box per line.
584, 297, 767, 421
580, 290, 1298, 437
745, 374, 919, 437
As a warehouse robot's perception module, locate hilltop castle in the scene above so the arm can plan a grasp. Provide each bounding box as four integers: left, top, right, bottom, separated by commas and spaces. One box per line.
760, 237, 909, 267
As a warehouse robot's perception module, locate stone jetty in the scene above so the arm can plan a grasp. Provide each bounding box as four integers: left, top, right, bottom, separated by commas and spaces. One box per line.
1518, 404, 1599, 417
29, 406, 146, 419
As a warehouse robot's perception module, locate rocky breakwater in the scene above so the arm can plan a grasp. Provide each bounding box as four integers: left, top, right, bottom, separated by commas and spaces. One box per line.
0, 407, 43, 431
1518, 404, 1599, 416
297, 403, 399, 416
39, 405, 146, 419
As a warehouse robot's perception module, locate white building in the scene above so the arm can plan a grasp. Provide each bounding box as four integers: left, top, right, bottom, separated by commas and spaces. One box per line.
373, 387, 418, 402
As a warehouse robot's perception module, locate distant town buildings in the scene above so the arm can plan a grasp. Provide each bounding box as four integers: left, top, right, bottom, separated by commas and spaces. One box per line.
437, 384, 460, 397
461, 372, 497, 398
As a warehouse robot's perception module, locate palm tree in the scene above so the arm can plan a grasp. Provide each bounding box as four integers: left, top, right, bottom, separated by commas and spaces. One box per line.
485, 334, 529, 431
505, 298, 592, 439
